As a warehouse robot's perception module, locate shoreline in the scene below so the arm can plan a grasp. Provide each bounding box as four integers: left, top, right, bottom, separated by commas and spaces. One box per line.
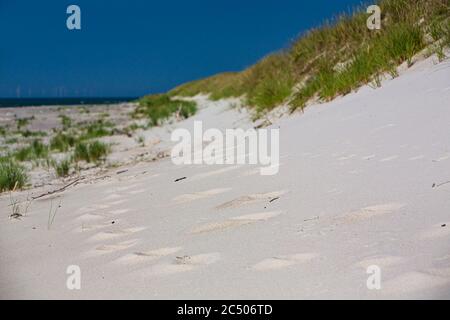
0, 97, 139, 109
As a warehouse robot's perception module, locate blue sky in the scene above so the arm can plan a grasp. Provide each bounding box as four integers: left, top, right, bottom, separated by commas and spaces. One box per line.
0, 0, 366, 98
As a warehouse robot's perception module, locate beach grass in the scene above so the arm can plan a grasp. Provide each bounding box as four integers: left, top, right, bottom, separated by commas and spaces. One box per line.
15, 116, 34, 130
20, 130, 47, 138
59, 114, 73, 130
50, 132, 76, 152
79, 119, 115, 140
165, 0, 449, 115
53, 158, 71, 177
0, 110, 119, 184
74, 140, 110, 163
0, 159, 27, 192
14, 139, 49, 162
134, 94, 197, 126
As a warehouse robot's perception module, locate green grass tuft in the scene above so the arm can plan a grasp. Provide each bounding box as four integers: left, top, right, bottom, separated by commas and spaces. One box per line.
50, 132, 76, 152
59, 115, 73, 130
14, 139, 49, 162
0, 160, 28, 192
134, 94, 197, 126
80, 119, 114, 140
53, 159, 71, 177
74, 141, 110, 163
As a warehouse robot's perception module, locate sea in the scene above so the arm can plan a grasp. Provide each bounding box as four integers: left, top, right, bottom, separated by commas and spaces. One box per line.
0, 97, 138, 108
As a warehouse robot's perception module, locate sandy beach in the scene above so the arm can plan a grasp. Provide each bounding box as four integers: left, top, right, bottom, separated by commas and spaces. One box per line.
1, 53, 449, 299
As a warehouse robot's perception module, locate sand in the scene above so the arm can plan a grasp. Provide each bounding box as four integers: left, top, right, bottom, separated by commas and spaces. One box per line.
1, 54, 450, 299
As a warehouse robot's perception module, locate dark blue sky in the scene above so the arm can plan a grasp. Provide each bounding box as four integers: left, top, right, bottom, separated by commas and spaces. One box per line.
0, 0, 365, 98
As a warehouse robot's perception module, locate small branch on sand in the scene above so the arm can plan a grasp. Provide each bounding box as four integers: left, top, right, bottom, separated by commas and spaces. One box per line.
269, 197, 280, 203
32, 177, 85, 200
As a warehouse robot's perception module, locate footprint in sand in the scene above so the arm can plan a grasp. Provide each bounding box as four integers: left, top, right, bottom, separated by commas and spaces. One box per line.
127, 189, 146, 195
115, 246, 182, 265
190, 166, 241, 181
433, 153, 450, 162
190, 211, 282, 235
175, 252, 221, 265
240, 168, 260, 177
252, 253, 319, 271
355, 255, 406, 269
87, 227, 146, 242
85, 239, 139, 257
215, 191, 287, 210
371, 123, 396, 134
434, 254, 450, 263
327, 188, 344, 195
425, 267, 450, 278
148, 252, 221, 276
76, 207, 97, 214
362, 154, 376, 160
240, 163, 282, 176
172, 188, 231, 204
102, 193, 123, 201
77, 203, 111, 214
76, 212, 108, 222
379, 155, 399, 162
147, 263, 194, 275
408, 155, 425, 161
109, 199, 127, 206
102, 184, 144, 198
74, 219, 121, 233
107, 208, 130, 215
340, 203, 405, 223
418, 223, 450, 240
93, 203, 111, 209
382, 271, 450, 297
338, 154, 357, 161
116, 184, 144, 192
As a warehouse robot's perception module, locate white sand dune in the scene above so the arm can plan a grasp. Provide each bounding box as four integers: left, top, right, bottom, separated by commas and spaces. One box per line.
1, 55, 450, 299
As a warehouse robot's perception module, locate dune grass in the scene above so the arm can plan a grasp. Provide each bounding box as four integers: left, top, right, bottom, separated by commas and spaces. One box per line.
59, 114, 73, 130
52, 158, 71, 177
50, 132, 76, 152
20, 130, 47, 138
4, 113, 117, 181
74, 141, 110, 163
0, 111, 121, 186
164, 0, 450, 115
0, 159, 27, 192
78, 119, 115, 140
134, 94, 197, 126
14, 139, 49, 162
15, 117, 34, 130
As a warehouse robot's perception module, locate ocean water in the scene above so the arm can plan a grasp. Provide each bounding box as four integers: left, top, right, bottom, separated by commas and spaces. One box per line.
0, 97, 138, 108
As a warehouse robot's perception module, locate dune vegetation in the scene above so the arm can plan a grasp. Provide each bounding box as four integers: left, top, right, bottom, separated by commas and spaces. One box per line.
0, 159, 27, 192
167, 0, 450, 116
134, 94, 197, 126
0, 111, 113, 192
1, 0, 448, 193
